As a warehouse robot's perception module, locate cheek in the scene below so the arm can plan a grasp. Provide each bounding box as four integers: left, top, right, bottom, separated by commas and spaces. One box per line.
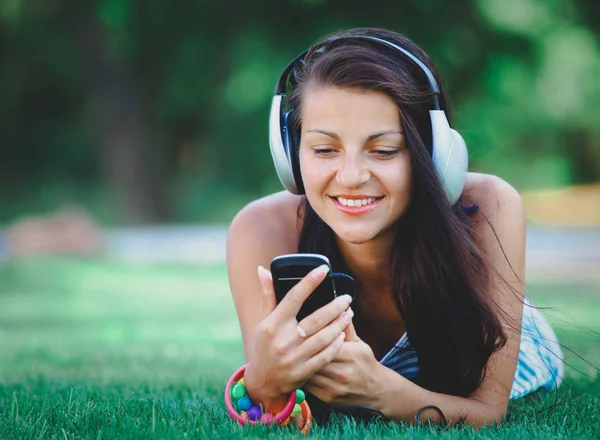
298, 152, 310, 182
299, 152, 327, 190
400, 164, 413, 193
400, 152, 413, 186
299, 155, 331, 214
388, 157, 413, 201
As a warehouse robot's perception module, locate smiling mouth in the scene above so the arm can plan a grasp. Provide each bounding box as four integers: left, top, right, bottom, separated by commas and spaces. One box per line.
329, 196, 384, 216
333, 196, 382, 207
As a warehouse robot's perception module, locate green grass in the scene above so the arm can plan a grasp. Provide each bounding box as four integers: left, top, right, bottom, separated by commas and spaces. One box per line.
0, 258, 598, 439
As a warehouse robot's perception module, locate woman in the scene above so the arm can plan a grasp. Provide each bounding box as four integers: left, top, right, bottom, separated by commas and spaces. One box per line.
226, 28, 563, 428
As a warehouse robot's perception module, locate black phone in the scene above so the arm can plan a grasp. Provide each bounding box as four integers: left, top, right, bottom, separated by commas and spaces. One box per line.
270, 253, 338, 321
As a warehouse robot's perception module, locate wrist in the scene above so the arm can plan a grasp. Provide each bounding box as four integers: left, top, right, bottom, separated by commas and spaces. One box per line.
225, 363, 312, 433
244, 363, 289, 413
372, 363, 404, 417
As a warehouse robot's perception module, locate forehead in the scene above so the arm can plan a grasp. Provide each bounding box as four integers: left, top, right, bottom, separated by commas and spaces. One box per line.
300, 86, 402, 131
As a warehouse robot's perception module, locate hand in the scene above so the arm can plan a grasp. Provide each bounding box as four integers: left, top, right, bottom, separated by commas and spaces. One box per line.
304, 320, 384, 408
244, 264, 353, 411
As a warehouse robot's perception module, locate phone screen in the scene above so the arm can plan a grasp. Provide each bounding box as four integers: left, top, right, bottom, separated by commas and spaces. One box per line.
271, 254, 337, 321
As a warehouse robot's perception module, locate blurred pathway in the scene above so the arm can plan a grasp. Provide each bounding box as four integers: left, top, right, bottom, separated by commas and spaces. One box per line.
107, 225, 600, 284
526, 227, 600, 284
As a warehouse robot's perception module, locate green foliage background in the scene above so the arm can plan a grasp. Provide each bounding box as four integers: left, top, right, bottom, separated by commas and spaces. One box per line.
1, 0, 599, 224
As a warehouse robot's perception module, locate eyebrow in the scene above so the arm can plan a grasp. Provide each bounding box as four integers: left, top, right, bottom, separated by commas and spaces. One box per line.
304, 129, 404, 141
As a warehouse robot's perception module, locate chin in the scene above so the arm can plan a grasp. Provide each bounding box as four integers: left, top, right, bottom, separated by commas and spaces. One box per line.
332, 227, 378, 245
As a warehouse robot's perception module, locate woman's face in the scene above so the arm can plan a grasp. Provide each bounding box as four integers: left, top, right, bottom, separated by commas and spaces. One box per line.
299, 86, 413, 245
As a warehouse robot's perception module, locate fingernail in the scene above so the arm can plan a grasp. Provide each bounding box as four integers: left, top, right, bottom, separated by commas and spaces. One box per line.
257, 265, 266, 277
317, 264, 330, 274
313, 264, 330, 278
339, 294, 353, 304
342, 308, 354, 323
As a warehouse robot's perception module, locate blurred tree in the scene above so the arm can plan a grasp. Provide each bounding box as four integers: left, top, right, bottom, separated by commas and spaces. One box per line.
0, 0, 598, 223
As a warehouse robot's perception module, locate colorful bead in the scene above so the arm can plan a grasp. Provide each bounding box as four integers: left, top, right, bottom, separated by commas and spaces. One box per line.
237, 396, 252, 411
232, 383, 247, 399
291, 403, 302, 417
248, 405, 262, 420
225, 364, 310, 432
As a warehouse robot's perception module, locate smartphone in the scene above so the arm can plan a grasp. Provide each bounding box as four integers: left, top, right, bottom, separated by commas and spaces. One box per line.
271, 253, 337, 321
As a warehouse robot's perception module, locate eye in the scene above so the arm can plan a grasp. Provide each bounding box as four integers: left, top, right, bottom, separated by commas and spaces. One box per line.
313, 147, 337, 156
372, 149, 400, 158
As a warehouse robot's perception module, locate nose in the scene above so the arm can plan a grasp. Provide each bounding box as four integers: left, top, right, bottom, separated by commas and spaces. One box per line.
335, 152, 371, 189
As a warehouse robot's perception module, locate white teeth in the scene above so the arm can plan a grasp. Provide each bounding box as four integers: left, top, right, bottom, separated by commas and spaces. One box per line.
336, 197, 377, 207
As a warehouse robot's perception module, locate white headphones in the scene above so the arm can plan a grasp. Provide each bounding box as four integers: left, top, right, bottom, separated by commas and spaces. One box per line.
269, 36, 468, 204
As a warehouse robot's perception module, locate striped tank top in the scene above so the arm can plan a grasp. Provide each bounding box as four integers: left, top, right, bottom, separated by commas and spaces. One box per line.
379, 297, 564, 399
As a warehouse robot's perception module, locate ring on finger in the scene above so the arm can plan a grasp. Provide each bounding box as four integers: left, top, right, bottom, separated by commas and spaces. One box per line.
297, 324, 307, 339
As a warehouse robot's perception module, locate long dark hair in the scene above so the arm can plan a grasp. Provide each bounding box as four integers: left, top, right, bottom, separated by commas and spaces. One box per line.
290, 28, 507, 397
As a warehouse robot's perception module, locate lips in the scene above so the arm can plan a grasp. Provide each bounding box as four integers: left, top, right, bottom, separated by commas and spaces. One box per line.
330, 195, 383, 216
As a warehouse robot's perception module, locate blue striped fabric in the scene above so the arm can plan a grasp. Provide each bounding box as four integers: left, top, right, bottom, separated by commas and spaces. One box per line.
379, 297, 564, 399
510, 298, 564, 399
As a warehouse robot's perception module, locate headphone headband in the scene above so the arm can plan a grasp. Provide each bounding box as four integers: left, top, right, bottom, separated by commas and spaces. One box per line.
273, 36, 441, 109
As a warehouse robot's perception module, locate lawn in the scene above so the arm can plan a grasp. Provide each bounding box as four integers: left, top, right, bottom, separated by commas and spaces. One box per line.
0, 258, 598, 439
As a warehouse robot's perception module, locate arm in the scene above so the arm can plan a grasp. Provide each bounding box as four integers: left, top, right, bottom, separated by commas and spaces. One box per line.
226, 195, 297, 361
382, 176, 526, 426
227, 193, 353, 410
306, 176, 525, 427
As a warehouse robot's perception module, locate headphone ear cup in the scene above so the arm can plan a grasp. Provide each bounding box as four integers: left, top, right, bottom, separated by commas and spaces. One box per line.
445, 129, 468, 204
284, 110, 305, 194
269, 96, 302, 194
430, 111, 468, 204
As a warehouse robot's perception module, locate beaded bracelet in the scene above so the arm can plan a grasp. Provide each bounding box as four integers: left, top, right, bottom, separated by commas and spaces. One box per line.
224, 364, 312, 433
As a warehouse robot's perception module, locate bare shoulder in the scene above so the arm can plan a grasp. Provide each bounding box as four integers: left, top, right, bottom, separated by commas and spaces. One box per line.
463, 172, 526, 276
464, 172, 526, 288
464, 172, 524, 223
227, 191, 303, 265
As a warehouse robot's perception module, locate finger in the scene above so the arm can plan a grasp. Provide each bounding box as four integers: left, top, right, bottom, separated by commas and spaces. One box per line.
274, 264, 330, 320
257, 265, 277, 320
343, 314, 360, 342
297, 307, 354, 358
308, 358, 344, 380
304, 372, 330, 390
301, 331, 345, 378
298, 294, 353, 337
